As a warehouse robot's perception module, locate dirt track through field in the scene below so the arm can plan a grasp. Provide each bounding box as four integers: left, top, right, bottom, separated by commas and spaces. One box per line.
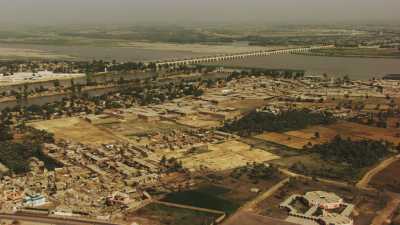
356, 154, 400, 190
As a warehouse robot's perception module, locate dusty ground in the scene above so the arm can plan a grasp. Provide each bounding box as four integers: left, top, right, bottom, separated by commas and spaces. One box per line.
370, 192, 400, 225
222, 212, 296, 225
370, 159, 400, 193
30, 117, 123, 145
157, 140, 280, 172
219, 99, 270, 113
128, 202, 220, 225
0, 220, 49, 225
255, 121, 400, 150
180, 140, 280, 171
99, 118, 187, 137
255, 132, 318, 150
175, 115, 221, 129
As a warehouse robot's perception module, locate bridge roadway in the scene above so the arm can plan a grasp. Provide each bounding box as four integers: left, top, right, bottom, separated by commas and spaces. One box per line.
155, 45, 334, 68
0, 213, 118, 225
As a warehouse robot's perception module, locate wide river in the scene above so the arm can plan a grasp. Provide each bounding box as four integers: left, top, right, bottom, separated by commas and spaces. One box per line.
210, 54, 400, 80
1, 43, 400, 80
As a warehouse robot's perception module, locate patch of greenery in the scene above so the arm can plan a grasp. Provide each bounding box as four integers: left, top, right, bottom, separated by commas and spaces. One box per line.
0, 126, 62, 174
311, 135, 390, 168
221, 109, 335, 136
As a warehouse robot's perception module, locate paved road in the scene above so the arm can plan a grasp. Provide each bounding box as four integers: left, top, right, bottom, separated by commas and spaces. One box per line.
0, 213, 118, 225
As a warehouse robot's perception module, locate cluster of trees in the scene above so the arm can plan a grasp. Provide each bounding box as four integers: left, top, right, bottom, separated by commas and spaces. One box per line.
0, 126, 61, 174
311, 135, 390, 168
230, 163, 279, 181
0, 123, 13, 141
227, 68, 305, 81
1, 76, 210, 122
160, 156, 184, 173
221, 109, 335, 136
0, 109, 13, 141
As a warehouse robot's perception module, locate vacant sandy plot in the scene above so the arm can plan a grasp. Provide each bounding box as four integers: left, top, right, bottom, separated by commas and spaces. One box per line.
30, 117, 122, 145
328, 122, 400, 144
175, 115, 221, 129
220, 99, 269, 113
181, 140, 280, 171
101, 119, 186, 137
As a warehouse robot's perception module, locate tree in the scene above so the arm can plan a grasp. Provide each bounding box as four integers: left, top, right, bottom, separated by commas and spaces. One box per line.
0, 123, 13, 141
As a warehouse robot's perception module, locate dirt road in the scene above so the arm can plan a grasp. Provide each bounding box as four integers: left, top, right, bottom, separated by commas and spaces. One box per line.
356, 154, 400, 190
370, 192, 400, 225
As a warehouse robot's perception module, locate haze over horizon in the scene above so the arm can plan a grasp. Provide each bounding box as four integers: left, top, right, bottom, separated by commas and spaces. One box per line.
0, 0, 399, 26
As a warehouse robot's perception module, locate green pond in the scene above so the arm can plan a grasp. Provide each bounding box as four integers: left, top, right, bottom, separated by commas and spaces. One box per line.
162, 185, 240, 214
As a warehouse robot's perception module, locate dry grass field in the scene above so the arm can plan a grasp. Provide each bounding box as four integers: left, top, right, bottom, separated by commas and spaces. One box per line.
30, 117, 123, 145
220, 99, 269, 113
255, 121, 400, 150
175, 115, 221, 129
255, 132, 318, 150
99, 119, 186, 137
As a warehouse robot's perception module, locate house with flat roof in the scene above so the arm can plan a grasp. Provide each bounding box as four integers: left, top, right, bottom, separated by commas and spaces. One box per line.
280, 191, 354, 225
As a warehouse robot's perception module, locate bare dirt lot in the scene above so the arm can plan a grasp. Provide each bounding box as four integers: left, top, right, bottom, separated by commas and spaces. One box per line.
181, 140, 280, 171
175, 115, 221, 129
157, 140, 280, 172
99, 118, 187, 137
370, 159, 400, 193
30, 117, 123, 145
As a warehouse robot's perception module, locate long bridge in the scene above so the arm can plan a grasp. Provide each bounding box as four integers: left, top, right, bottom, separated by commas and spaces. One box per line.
155, 45, 334, 68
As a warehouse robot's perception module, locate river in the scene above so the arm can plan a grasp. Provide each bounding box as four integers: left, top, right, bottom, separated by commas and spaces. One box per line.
2, 43, 400, 80
209, 54, 400, 80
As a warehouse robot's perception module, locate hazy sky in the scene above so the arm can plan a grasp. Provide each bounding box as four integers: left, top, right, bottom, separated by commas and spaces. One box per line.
0, 0, 399, 25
